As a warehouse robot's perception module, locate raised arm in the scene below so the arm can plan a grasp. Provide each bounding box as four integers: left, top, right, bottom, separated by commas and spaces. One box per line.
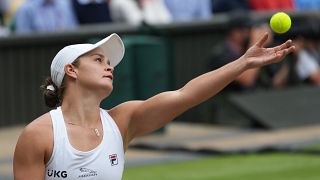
112, 33, 295, 148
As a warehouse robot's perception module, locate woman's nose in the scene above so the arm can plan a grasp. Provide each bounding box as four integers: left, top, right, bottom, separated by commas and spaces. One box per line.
106, 65, 114, 73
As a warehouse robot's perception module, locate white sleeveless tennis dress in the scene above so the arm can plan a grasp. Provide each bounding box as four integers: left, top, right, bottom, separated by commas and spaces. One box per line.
45, 107, 124, 180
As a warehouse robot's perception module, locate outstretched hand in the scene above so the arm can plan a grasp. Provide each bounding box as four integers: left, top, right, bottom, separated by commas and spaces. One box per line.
242, 32, 296, 69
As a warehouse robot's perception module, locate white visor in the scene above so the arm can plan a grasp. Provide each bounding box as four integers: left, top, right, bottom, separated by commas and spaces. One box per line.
50, 33, 125, 87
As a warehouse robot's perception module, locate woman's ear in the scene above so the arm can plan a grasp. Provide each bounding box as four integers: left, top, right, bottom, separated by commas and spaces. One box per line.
64, 64, 77, 79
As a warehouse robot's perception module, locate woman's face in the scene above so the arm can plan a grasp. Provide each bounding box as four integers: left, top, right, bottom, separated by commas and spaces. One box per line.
74, 47, 114, 96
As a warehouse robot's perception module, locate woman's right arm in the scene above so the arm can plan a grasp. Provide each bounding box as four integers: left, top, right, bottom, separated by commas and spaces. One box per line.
13, 116, 51, 180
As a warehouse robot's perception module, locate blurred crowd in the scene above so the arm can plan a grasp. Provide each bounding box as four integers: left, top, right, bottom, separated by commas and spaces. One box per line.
210, 0, 320, 90
0, 0, 320, 89
208, 17, 320, 92
0, 0, 213, 34
1, 0, 320, 35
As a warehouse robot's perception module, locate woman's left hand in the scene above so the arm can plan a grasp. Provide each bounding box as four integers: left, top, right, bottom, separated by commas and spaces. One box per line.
242, 32, 296, 69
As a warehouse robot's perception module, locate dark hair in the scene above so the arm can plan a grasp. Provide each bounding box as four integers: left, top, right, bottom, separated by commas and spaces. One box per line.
40, 77, 65, 108
41, 59, 80, 108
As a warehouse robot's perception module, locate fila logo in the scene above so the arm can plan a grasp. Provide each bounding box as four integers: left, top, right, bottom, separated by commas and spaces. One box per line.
47, 169, 68, 178
109, 154, 118, 166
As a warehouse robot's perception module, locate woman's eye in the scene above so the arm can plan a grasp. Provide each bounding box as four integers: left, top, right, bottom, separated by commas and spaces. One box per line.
96, 58, 102, 62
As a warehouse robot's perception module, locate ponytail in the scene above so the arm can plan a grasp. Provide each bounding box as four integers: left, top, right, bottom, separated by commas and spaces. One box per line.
40, 77, 63, 108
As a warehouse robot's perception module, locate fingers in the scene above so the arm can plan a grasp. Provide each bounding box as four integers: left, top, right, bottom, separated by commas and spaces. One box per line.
287, 45, 296, 53
270, 40, 295, 62
277, 49, 288, 59
279, 45, 296, 56
255, 32, 269, 48
274, 45, 296, 60
275, 39, 294, 51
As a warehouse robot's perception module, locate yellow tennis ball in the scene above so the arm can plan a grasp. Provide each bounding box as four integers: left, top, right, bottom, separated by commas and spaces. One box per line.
270, 12, 291, 34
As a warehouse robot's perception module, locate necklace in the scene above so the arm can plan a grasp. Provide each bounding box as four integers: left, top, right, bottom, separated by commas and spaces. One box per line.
67, 122, 101, 137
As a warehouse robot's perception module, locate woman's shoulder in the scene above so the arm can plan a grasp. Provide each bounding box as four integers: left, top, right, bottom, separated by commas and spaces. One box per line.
14, 113, 54, 167
19, 113, 53, 145
107, 100, 143, 119
106, 101, 144, 136
27, 113, 52, 131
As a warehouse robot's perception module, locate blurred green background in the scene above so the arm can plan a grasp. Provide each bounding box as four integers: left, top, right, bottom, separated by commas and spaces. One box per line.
124, 152, 320, 180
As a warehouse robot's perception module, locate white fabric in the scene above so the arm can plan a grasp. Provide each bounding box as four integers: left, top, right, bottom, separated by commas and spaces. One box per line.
46, 85, 55, 91
50, 33, 125, 87
109, 0, 143, 25
45, 107, 124, 180
140, 0, 172, 24
295, 49, 320, 80
0, 26, 9, 37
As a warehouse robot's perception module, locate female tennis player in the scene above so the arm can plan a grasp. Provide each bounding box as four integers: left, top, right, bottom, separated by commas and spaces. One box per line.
13, 32, 295, 179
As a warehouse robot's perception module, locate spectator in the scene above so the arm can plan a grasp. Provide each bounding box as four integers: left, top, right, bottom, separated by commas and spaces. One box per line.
294, 0, 320, 10
72, 0, 112, 24
14, 0, 78, 34
293, 37, 320, 86
212, 0, 249, 14
208, 14, 256, 91
2, 0, 24, 28
109, 0, 143, 25
208, 14, 289, 91
0, 0, 8, 12
249, 0, 294, 11
164, 0, 212, 22
137, 0, 172, 25
0, 0, 10, 36
0, 0, 8, 25
283, 18, 320, 86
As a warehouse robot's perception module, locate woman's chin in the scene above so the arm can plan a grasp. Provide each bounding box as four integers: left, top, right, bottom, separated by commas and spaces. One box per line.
100, 85, 113, 97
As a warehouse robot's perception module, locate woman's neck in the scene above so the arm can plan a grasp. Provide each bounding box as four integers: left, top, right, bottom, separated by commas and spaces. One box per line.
61, 92, 102, 127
